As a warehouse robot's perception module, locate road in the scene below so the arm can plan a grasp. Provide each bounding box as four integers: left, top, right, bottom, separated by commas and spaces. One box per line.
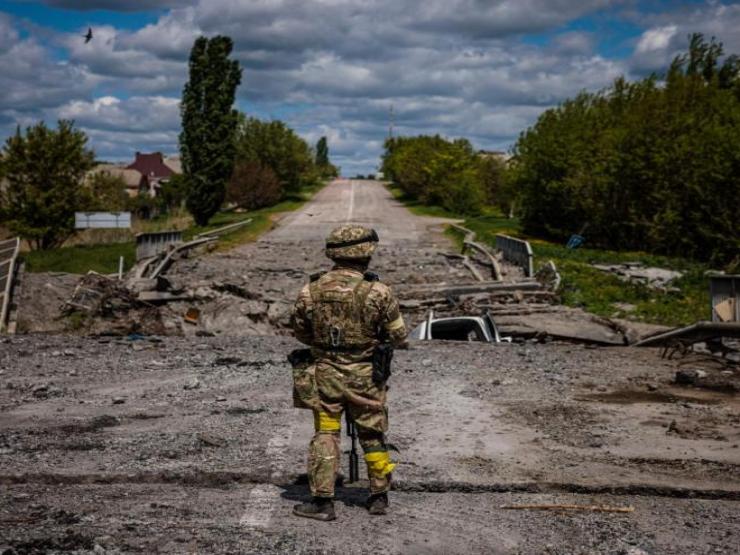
1, 180, 739, 553
268, 179, 451, 245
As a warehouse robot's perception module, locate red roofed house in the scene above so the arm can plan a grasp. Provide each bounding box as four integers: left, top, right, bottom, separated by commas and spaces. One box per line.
126, 152, 176, 197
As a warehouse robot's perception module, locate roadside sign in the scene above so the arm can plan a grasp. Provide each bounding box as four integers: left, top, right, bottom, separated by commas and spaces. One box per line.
75, 212, 131, 229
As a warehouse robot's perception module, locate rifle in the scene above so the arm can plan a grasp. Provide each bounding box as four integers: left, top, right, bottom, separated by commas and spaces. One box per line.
345, 412, 359, 483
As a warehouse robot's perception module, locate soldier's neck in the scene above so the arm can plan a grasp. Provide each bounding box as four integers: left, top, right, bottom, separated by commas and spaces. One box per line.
333, 261, 369, 273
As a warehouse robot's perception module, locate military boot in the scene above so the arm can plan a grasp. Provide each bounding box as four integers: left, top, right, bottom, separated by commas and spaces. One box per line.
366, 492, 389, 515
293, 497, 336, 521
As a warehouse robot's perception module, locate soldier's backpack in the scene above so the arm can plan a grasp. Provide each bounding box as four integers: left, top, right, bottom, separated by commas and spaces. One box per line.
308, 271, 378, 352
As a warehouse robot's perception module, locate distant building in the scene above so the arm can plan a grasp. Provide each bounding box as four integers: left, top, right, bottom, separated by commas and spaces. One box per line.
86, 153, 181, 200
126, 152, 176, 196
163, 155, 182, 174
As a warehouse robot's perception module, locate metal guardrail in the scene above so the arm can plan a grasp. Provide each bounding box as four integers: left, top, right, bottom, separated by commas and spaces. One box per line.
495, 234, 534, 277
135, 230, 183, 261
195, 218, 253, 240
148, 236, 217, 279
710, 274, 740, 323
0, 237, 20, 333
450, 224, 502, 281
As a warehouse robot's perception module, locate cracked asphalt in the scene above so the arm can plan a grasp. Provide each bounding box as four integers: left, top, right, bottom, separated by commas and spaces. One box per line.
1, 180, 739, 554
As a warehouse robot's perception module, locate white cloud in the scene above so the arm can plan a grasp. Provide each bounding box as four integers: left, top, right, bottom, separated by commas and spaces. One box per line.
630, 3, 740, 73
57, 96, 180, 133
7, 1, 739, 174
636, 25, 677, 54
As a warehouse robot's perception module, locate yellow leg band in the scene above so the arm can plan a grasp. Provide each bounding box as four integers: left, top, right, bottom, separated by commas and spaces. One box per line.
314, 411, 341, 432
386, 315, 405, 332
364, 451, 396, 477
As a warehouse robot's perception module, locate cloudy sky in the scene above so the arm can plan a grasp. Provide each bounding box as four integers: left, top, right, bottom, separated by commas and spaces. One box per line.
1, 0, 739, 175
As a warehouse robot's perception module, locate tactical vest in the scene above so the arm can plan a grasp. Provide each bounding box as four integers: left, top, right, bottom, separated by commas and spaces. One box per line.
309, 271, 377, 352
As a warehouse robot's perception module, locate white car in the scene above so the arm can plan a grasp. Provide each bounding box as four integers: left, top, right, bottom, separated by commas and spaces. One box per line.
408, 310, 512, 343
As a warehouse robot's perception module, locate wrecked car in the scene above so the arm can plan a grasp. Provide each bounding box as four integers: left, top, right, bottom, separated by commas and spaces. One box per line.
408, 310, 511, 343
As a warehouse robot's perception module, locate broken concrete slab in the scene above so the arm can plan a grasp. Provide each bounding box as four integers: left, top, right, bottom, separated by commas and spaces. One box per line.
592, 263, 683, 290
396, 280, 542, 299
610, 318, 671, 345
495, 307, 627, 345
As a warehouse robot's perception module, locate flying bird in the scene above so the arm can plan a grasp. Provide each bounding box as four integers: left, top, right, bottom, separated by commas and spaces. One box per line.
83, 27, 93, 43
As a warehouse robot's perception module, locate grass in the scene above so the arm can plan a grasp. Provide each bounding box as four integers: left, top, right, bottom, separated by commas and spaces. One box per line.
390, 186, 710, 327
23, 181, 328, 275
24, 242, 136, 275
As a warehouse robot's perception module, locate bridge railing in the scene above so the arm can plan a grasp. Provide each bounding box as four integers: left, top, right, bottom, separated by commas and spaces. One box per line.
135, 230, 183, 261
495, 234, 534, 277
0, 237, 20, 333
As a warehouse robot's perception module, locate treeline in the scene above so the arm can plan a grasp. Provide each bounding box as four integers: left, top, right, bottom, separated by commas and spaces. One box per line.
226, 116, 338, 212
382, 34, 739, 267
512, 34, 740, 266
381, 135, 506, 215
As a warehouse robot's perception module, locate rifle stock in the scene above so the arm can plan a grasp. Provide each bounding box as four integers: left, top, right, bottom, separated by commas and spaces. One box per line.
345, 412, 359, 483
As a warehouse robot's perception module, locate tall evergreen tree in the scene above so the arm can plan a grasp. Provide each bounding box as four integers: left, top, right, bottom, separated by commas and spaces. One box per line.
0, 120, 95, 250
180, 36, 242, 225
315, 136, 329, 167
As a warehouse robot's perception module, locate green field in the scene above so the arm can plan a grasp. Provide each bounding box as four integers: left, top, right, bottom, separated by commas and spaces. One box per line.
24, 242, 137, 275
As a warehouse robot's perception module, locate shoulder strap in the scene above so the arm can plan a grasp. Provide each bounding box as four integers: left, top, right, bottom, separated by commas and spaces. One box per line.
352, 278, 376, 314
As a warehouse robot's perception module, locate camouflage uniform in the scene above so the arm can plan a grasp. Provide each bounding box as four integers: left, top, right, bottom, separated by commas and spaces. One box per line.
291, 225, 407, 502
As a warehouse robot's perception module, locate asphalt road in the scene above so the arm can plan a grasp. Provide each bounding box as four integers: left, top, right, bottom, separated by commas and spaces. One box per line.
267, 179, 453, 245
2, 180, 739, 554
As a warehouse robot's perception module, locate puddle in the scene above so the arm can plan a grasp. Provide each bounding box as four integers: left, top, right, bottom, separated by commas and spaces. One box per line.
578, 388, 737, 406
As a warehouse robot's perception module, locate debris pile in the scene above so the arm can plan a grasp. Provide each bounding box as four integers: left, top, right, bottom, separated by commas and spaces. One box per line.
62, 272, 169, 336
592, 262, 683, 291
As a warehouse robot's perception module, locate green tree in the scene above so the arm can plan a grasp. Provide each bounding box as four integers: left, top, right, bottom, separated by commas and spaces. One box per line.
86, 171, 130, 212
0, 120, 95, 250
381, 135, 486, 214
315, 136, 329, 167
157, 174, 189, 214
314, 136, 339, 179
235, 116, 319, 195
511, 33, 740, 266
180, 35, 242, 226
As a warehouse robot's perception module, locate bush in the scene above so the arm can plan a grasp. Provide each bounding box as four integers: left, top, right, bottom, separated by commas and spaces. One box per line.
227, 161, 283, 210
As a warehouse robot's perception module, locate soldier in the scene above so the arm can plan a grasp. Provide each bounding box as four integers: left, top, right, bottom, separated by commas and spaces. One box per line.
289, 224, 407, 521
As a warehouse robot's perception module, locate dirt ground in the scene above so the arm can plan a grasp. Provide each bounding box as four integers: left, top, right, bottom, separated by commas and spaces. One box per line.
2, 180, 739, 554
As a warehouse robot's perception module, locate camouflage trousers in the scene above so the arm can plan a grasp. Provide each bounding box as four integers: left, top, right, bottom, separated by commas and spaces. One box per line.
308, 361, 393, 498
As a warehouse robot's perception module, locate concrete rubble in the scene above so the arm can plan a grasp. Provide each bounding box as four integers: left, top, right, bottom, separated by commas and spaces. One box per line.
592, 262, 683, 291
17, 240, 662, 346
2, 180, 738, 554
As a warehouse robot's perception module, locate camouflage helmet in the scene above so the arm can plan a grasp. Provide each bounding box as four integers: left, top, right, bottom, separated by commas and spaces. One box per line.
325, 224, 379, 260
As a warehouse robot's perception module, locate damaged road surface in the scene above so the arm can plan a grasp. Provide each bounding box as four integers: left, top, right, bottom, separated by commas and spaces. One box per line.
3, 180, 739, 554
1, 336, 738, 554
